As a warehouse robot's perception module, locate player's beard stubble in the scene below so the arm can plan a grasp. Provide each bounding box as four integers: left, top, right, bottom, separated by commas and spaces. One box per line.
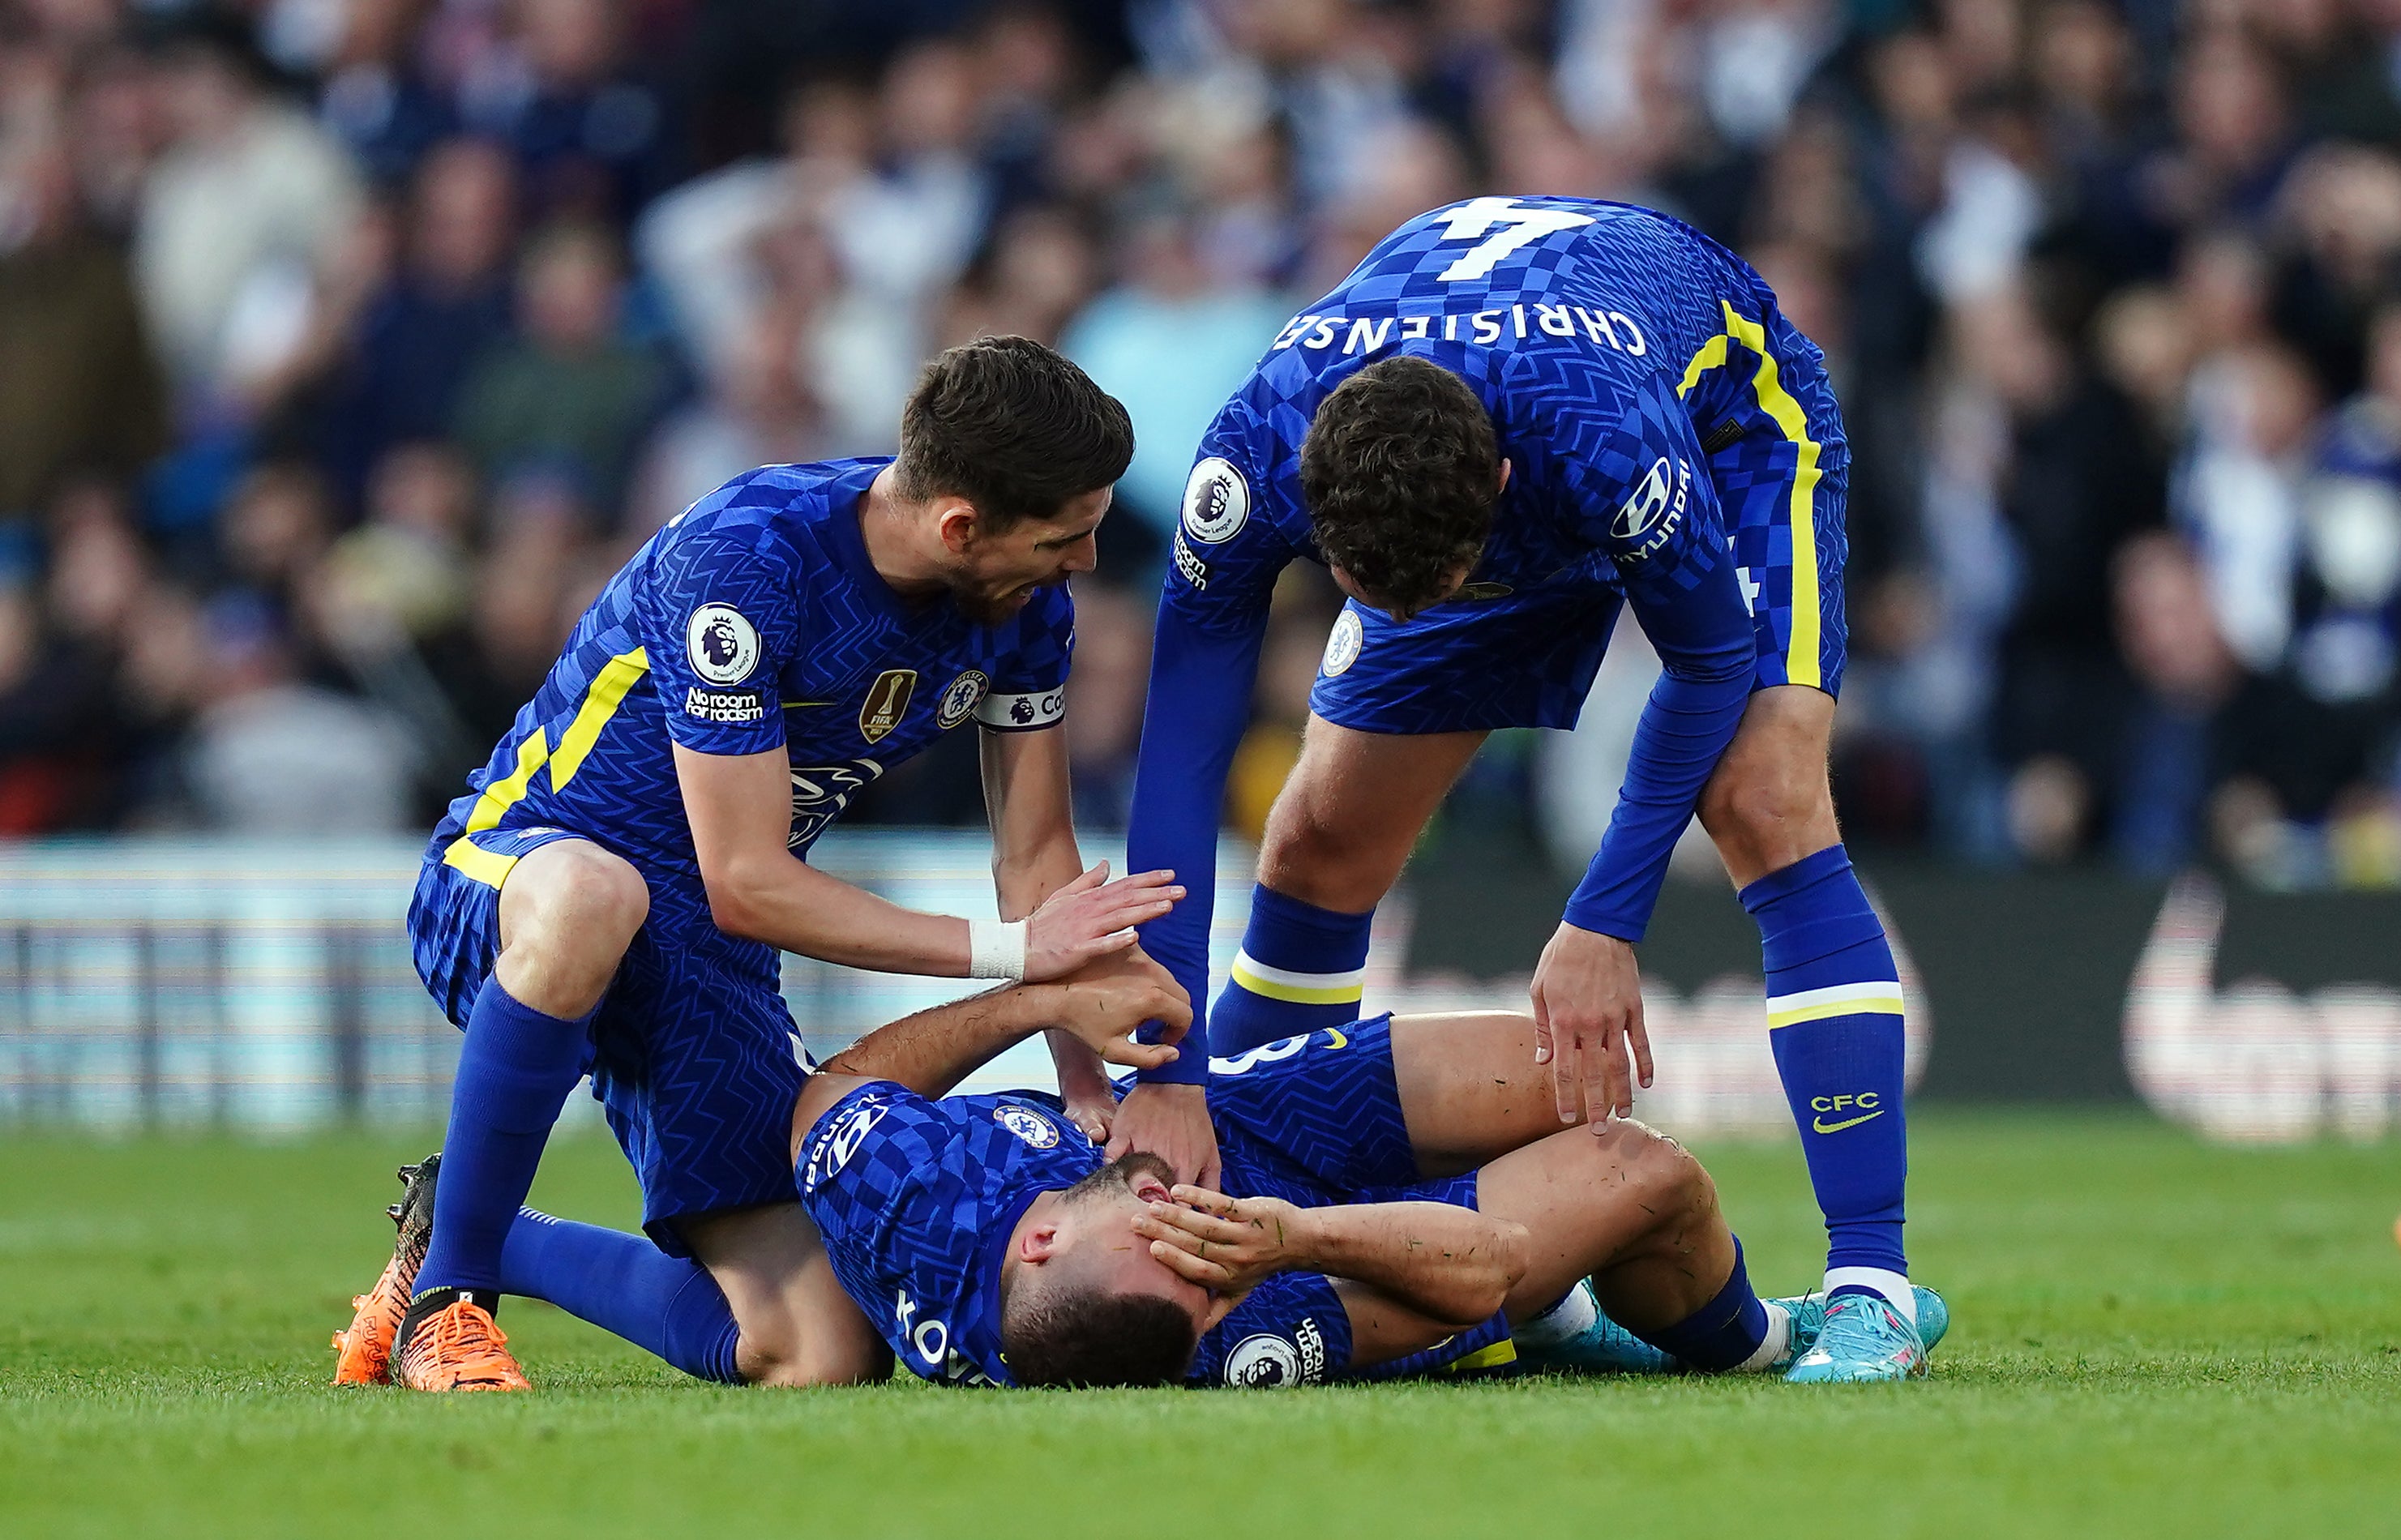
953, 573, 1066, 626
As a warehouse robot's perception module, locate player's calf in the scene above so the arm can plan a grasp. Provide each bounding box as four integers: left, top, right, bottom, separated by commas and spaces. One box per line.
1216, 722, 1483, 1055
1486, 1120, 1790, 1375
408, 841, 649, 1362
679, 1204, 891, 1388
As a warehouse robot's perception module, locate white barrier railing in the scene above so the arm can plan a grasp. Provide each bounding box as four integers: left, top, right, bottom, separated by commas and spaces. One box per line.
0, 832, 1971, 1139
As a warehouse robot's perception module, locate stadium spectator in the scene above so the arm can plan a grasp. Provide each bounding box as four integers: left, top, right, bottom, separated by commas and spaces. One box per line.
182, 593, 414, 833
0, 130, 165, 521
1059, 580, 1151, 829
132, 10, 364, 410
0, 0, 2390, 888
310, 0, 458, 188
320, 136, 520, 500
449, 220, 666, 515
1062, 207, 1290, 545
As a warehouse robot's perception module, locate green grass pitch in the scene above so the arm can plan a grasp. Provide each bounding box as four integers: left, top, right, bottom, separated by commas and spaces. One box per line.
3, 1112, 2396, 1539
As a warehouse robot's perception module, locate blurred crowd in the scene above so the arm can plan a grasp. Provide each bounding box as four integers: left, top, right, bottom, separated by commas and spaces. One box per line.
2, 0, 2400, 888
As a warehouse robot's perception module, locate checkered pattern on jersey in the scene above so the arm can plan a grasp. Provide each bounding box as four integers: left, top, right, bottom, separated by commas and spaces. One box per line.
801, 1037, 1486, 1389
798, 1084, 1106, 1387
1162, 195, 1849, 695
426, 457, 1079, 908
1677, 315, 1853, 695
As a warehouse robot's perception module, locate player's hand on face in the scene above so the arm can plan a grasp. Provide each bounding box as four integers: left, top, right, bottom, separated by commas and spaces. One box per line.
1134, 1187, 1307, 1303
1021, 862, 1185, 982
1530, 921, 1654, 1127
1106, 1080, 1222, 1189
1050, 947, 1190, 1072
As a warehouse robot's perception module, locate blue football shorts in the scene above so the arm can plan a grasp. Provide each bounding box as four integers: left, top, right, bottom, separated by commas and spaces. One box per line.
407, 825, 811, 1256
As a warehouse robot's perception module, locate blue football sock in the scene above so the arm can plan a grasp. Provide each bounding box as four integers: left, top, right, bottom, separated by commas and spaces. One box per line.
1740, 845, 1911, 1313
1631, 1238, 1771, 1371
415, 974, 593, 1297
499, 1208, 743, 1383
1209, 885, 1373, 1055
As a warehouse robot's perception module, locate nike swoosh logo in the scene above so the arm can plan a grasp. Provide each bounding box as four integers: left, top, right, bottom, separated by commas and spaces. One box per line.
1813, 1110, 1885, 1134
1323, 1027, 1348, 1050
781, 700, 836, 711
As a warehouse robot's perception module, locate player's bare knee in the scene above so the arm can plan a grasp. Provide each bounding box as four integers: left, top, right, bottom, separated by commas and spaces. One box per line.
1603, 1120, 1714, 1228
1703, 762, 1834, 873
514, 845, 649, 958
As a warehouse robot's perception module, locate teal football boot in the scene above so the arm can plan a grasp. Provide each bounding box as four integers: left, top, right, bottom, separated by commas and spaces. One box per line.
1514, 1281, 1678, 1375
1768, 1285, 1949, 1369
1781, 1290, 1937, 1382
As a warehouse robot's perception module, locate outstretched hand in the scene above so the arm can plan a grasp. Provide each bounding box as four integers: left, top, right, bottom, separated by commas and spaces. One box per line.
1021, 863, 1184, 982
1530, 921, 1654, 1127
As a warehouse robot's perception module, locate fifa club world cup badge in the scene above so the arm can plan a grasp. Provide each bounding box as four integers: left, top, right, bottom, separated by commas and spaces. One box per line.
858, 669, 918, 744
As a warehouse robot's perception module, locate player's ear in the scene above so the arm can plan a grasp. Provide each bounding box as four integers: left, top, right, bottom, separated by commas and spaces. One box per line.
934, 498, 982, 554
1018, 1220, 1063, 1265
1496, 457, 1512, 497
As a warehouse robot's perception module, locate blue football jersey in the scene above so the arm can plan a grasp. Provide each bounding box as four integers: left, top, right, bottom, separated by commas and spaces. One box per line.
1129, 198, 1805, 1057
1162, 195, 1793, 634
798, 1081, 1353, 1388
429, 458, 1076, 906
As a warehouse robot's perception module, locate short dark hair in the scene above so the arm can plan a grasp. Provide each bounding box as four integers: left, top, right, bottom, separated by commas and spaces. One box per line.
999, 1280, 1199, 1389
895, 336, 1134, 530
1299, 356, 1499, 613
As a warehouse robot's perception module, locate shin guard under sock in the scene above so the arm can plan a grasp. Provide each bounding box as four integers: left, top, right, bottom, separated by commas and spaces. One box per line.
1631, 1238, 1773, 1371
1740, 845, 1910, 1313
414, 975, 593, 1297
499, 1209, 743, 1383
1209, 885, 1373, 1056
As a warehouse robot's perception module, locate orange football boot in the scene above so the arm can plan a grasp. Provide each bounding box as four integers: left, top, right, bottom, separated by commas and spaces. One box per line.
393, 1291, 532, 1392
330, 1154, 441, 1387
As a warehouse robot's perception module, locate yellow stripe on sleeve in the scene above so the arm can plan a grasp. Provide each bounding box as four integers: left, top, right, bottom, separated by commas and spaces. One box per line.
550, 648, 649, 790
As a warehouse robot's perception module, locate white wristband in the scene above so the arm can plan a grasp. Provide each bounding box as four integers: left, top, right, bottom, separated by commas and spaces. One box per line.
968, 918, 1029, 981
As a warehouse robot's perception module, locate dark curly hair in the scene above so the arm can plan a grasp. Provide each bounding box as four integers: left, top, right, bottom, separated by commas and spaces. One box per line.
999, 1279, 1199, 1388
1299, 356, 1500, 614
895, 336, 1135, 530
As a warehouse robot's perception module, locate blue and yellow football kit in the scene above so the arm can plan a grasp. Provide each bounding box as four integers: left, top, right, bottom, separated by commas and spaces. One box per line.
796, 1016, 1508, 1388
1124, 199, 1918, 1341
1126, 195, 1851, 1072
408, 457, 1076, 1247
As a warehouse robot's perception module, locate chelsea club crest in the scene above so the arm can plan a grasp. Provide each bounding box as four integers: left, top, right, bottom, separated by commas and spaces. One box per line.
994, 1103, 1061, 1149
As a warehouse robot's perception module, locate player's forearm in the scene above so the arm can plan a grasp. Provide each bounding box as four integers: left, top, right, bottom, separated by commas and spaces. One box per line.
706, 856, 977, 976
818, 983, 1067, 1097
1293, 1202, 1530, 1328
1568, 547, 1757, 940
991, 824, 1108, 1094
982, 725, 1104, 1094
1127, 601, 1268, 1082
1561, 665, 1752, 940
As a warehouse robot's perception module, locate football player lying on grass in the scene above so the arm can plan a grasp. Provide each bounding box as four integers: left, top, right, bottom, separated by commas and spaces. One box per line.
337, 954, 1943, 1387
